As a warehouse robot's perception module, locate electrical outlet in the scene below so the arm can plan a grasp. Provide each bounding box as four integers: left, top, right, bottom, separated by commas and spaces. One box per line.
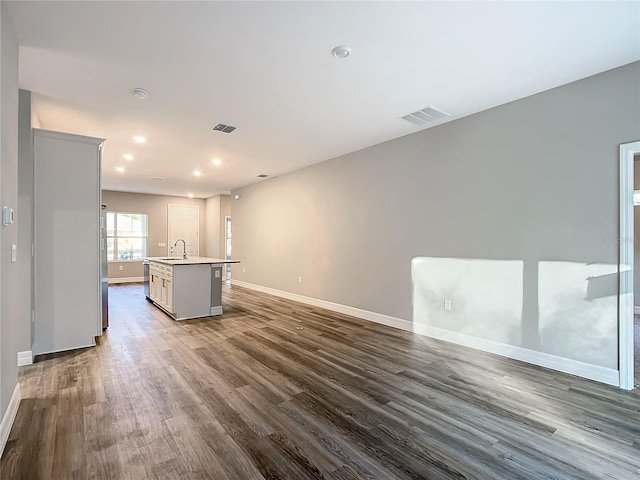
444, 299, 452, 311
298, 276, 303, 283
243, 267, 246, 273
119, 265, 124, 271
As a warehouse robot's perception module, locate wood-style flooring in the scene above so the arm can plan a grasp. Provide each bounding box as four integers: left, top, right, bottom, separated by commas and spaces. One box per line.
1, 283, 639, 479
635, 315, 640, 389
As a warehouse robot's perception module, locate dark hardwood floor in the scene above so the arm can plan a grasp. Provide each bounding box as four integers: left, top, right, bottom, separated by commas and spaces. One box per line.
2, 283, 639, 479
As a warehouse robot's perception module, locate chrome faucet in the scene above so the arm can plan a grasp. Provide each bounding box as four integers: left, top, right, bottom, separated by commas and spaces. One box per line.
174, 239, 187, 259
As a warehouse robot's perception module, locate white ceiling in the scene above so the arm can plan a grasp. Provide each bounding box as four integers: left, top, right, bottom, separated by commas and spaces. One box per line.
6, 1, 640, 198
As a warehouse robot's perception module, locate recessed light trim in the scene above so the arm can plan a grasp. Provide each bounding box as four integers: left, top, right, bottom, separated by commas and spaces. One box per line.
212, 158, 222, 166
123, 154, 134, 160
133, 136, 146, 143
331, 45, 351, 59
193, 170, 202, 177
234, 194, 240, 200
151, 176, 166, 181
132, 88, 149, 99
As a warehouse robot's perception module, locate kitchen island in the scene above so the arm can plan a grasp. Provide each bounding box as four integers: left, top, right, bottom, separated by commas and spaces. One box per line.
145, 256, 240, 320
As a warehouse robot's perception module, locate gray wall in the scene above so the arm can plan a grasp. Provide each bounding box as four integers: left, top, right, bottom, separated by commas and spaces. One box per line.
0, 2, 21, 418
102, 190, 206, 279
232, 62, 640, 370
205, 194, 231, 259
31, 100, 40, 128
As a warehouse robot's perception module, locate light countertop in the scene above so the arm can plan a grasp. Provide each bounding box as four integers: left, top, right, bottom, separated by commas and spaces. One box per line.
146, 256, 240, 266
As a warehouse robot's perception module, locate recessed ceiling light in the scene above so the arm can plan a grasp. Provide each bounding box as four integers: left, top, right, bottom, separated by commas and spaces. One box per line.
132, 88, 149, 99
234, 194, 240, 200
187, 193, 194, 198
115, 166, 125, 173
193, 170, 202, 177
212, 158, 222, 166
331, 45, 351, 59
133, 136, 146, 143
123, 154, 134, 160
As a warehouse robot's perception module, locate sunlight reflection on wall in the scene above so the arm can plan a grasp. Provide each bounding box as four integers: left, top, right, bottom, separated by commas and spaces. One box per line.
538, 261, 617, 368
412, 257, 619, 370
412, 257, 524, 344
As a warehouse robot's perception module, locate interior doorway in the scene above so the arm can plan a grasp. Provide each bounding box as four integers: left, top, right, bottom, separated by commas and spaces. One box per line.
634, 153, 640, 388
225, 216, 232, 280
619, 141, 640, 390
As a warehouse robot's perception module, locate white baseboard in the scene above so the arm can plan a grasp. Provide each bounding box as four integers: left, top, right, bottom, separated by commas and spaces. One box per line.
33, 342, 96, 357
17, 350, 33, 366
108, 276, 144, 284
231, 279, 620, 387
231, 279, 413, 332
412, 324, 619, 387
0, 383, 21, 458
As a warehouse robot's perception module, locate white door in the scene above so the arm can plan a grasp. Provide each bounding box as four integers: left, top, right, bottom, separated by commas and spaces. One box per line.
168, 204, 200, 256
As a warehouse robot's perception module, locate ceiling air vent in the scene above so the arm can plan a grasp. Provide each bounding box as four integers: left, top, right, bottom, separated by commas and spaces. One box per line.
401, 105, 450, 126
257, 174, 269, 178
212, 123, 237, 133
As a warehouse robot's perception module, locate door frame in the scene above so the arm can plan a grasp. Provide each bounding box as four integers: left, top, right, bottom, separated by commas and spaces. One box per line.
224, 215, 232, 280
619, 141, 640, 390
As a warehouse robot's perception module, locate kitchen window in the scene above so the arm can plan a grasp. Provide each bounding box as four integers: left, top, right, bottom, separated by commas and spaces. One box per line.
106, 212, 148, 261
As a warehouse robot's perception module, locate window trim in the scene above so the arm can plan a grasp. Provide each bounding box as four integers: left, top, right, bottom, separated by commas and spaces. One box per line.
107, 210, 148, 262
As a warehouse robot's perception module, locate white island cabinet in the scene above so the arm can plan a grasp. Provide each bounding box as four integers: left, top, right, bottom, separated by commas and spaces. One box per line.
146, 257, 239, 320
149, 262, 173, 313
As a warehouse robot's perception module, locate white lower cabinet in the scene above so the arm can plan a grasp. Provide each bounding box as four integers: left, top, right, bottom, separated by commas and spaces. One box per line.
150, 273, 159, 302
160, 278, 167, 306
147, 261, 214, 320
149, 262, 174, 314
165, 278, 173, 313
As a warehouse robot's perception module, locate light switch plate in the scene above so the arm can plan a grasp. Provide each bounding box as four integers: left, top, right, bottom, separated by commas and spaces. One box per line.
11, 244, 17, 262
158, 242, 166, 247
3, 206, 14, 226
